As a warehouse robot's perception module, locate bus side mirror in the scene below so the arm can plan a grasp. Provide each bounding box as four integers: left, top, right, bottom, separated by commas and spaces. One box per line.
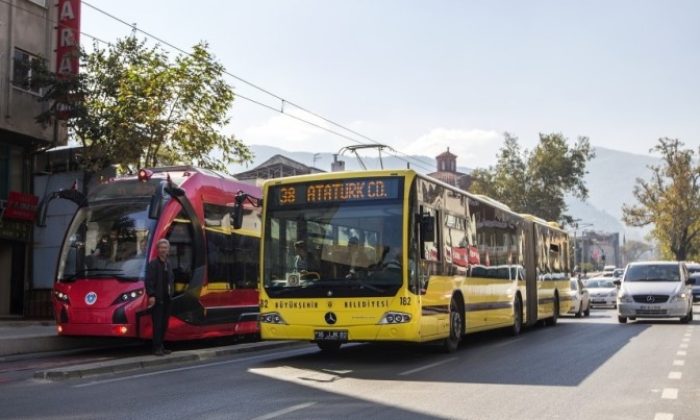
232, 203, 244, 230
420, 214, 435, 243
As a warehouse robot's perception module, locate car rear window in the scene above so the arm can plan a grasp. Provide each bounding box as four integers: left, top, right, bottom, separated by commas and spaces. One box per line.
624, 264, 680, 282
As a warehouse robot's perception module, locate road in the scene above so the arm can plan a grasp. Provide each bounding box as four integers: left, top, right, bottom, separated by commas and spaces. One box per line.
1, 308, 698, 420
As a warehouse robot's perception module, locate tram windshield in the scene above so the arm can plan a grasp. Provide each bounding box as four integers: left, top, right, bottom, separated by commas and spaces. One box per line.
57, 200, 156, 282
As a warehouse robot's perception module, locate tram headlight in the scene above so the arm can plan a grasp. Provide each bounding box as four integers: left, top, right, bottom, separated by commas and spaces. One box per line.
112, 288, 144, 305
53, 291, 70, 304
379, 312, 412, 324
260, 312, 286, 324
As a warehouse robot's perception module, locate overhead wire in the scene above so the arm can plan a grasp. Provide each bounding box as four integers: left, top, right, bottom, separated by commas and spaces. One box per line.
4, 0, 438, 173
81, 1, 438, 173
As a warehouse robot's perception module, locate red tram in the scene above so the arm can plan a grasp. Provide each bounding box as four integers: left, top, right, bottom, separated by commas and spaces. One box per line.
43, 167, 261, 340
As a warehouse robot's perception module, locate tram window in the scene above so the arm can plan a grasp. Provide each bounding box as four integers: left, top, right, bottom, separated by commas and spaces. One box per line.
231, 234, 259, 289
205, 228, 233, 289
204, 204, 231, 228
166, 211, 195, 292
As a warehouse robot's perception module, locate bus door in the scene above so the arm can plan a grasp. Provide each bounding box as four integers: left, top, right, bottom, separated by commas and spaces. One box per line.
522, 221, 538, 326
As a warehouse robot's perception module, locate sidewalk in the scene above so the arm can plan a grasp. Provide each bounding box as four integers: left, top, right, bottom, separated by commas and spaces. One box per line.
0, 320, 129, 358
34, 340, 306, 380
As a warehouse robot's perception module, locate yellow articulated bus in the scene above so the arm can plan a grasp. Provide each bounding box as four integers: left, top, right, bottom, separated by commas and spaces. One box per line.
258, 169, 571, 352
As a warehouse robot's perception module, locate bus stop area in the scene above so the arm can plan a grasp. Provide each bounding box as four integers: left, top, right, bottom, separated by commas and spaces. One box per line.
0, 319, 122, 358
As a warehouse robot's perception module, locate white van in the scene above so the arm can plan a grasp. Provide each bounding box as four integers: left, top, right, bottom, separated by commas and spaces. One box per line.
616, 261, 693, 323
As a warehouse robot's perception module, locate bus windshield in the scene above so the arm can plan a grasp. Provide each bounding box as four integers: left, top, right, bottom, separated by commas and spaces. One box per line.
263, 200, 404, 298
57, 200, 156, 282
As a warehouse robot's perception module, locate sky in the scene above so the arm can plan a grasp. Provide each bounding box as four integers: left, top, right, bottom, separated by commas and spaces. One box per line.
79, 0, 700, 169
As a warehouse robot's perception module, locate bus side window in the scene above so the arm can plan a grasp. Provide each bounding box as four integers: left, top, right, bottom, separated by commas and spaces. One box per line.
166, 211, 195, 293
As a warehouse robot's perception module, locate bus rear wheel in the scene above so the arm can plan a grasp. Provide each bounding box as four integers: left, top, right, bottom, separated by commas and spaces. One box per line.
545, 295, 559, 326
443, 296, 463, 353
510, 296, 523, 336
317, 341, 342, 352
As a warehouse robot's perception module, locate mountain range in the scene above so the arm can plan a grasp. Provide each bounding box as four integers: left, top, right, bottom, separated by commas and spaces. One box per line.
229, 145, 660, 239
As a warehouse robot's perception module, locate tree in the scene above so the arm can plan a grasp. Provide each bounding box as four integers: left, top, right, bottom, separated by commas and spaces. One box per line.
621, 239, 653, 263
470, 132, 595, 224
35, 35, 251, 174
622, 138, 700, 261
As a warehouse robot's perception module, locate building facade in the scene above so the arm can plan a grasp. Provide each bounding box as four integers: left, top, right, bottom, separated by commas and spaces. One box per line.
575, 231, 621, 271
427, 148, 472, 190
0, 0, 68, 317
234, 154, 324, 185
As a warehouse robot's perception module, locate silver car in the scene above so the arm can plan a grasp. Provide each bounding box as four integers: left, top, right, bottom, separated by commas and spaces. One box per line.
617, 261, 694, 324
585, 277, 618, 308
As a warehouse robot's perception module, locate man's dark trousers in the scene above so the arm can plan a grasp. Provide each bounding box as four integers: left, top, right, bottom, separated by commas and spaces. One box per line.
151, 298, 171, 351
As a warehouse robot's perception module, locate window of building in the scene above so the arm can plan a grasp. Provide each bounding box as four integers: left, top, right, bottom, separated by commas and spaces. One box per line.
27, 0, 48, 7
12, 49, 43, 94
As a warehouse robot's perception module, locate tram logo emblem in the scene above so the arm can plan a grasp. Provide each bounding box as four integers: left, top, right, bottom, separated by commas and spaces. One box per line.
85, 292, 97, 306
324, 312, 337, 325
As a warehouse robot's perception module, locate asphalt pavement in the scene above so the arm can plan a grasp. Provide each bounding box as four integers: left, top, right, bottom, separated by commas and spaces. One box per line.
1, 308, 698, 420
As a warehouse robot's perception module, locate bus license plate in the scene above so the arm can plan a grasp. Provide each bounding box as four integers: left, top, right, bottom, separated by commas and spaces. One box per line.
314, 330, 348, 341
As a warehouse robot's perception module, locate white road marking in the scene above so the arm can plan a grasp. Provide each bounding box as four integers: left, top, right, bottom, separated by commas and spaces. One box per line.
398, 357, 458, 376
682, 338, 690, 342
661, 388, 678, 400
72, 347, 311, 388
673, 360, 685, 366
251, 402, 316, 420
668, 371, 682, 380
677, 350, 687, 356
683, 333, 691, 337
680, 343, 689, 349
654, 413, 674, 420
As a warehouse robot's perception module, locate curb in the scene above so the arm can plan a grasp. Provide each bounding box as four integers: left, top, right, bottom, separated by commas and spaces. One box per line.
0, 335, 136, 358
34, 340, 306, 381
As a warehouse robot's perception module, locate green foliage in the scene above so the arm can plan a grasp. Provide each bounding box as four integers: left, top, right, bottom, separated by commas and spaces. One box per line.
621, 239, 653, 263
35, 36, 252, 173
622, 138, 700, 261
470, 132, 595, 224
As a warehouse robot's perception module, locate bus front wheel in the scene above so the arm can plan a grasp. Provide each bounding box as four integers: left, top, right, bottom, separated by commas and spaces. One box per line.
443, 296, 463, 353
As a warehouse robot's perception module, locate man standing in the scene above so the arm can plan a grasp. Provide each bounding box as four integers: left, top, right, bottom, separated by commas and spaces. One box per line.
145, 239, 174, 356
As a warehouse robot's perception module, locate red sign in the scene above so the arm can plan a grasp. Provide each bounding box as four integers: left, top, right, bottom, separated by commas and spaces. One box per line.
3, 192, 39, 222
56, 0, 81, 77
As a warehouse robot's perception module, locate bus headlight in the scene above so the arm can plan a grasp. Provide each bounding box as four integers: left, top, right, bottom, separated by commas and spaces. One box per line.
112, 289, 144, 305
260, 312, 286, 324
379, 312, 412, 324
54, 291, 70, 304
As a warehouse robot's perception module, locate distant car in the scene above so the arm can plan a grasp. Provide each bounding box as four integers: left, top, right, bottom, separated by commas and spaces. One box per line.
603, 265, 616, 273
617, 261, 693, 324
585, 277, 618, 308
688, 264, 700, 303
567, 277, 591, 317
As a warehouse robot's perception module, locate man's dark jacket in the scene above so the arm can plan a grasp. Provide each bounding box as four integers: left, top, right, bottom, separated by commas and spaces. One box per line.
145, 258, 175, 302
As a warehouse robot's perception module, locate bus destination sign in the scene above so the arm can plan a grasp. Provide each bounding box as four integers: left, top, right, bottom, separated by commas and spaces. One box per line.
271, 178, 401, 207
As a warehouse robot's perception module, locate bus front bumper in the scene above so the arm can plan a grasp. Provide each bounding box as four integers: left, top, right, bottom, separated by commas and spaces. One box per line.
261, 322, 421, 343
